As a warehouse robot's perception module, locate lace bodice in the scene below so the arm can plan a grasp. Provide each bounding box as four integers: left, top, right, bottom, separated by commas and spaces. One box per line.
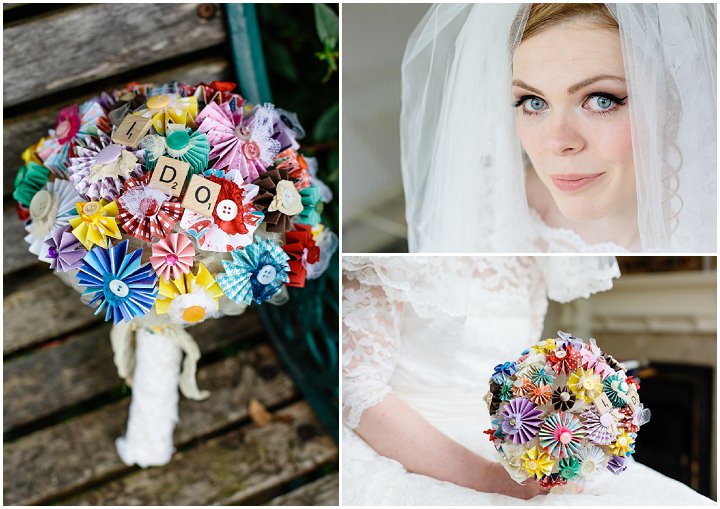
342, 256, 619, 429
530, 209, 631, 253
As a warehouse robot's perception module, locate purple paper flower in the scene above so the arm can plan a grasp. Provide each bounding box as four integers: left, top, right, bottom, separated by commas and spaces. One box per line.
499, 398, 543, 444
607, 454, 630, 475
45, 226, 87, 272
582, 406, 620, 445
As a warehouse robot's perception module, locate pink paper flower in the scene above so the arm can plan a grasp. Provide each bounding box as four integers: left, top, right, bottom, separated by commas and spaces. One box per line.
150, 232, 195, 281
196, 102, 280, 182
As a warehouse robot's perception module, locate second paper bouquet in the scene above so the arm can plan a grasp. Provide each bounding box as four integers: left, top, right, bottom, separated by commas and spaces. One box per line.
484, 332, 651, 490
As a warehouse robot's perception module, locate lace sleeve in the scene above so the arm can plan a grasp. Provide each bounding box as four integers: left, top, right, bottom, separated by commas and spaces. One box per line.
342, 260, 405, 429
536, 256, 620, 303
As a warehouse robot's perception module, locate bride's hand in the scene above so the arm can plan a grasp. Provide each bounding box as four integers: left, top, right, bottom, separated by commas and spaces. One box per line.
484, 462, 548, 500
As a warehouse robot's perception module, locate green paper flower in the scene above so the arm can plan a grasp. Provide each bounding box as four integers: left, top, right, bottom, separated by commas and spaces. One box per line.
13, 162, 51, 207
529, 365, 554, 386
499, 380, 514, 401
558, 456, 581, 481
296, 184, 322, 226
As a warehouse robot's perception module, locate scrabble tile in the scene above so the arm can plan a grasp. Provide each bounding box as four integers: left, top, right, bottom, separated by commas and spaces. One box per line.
625, 385, 640, 411
149, 156, 190, 197
593, 392, 614, 414
181, 174, 220, 216
112, 114, 153, 148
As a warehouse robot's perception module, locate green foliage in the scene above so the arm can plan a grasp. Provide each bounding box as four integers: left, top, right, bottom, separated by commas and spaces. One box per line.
254, 3, 339, 232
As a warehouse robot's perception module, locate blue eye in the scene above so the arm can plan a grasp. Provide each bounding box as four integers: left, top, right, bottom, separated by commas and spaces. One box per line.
526, 97, 546, 111
587, 95, 614, 110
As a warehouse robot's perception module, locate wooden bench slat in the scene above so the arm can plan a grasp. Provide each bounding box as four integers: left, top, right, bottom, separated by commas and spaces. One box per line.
3, 4, 227, 107
4, 271, 100, 354
3, 311, 263, 431
3, 343, 297, 506
4, 57, 231, 199
2, 199, 38, 274
265, 472, 340, 506
59, 400, 338, 505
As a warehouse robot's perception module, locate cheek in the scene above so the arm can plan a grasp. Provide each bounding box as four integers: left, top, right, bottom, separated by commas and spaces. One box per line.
515, 120, 542, 159
587, 116, 633, 168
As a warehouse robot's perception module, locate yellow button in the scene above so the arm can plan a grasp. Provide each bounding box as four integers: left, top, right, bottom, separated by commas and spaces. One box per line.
147, 95, 171, 109
182, 305, 206, 323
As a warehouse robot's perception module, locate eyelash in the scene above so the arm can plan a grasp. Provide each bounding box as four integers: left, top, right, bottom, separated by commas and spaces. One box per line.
512, 93, 628, 117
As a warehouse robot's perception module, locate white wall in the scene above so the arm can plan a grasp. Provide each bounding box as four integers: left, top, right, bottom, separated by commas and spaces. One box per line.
342, 4, 429, 251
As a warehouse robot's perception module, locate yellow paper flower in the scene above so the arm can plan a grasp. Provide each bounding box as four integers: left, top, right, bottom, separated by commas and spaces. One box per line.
137, 93, 198, 135
533, 338, 556, 355
521, 446, 555, 479
610, 430, 635, 456
155, 263, 224, 325
568, 366, 602, 403
69, 199, 122, 249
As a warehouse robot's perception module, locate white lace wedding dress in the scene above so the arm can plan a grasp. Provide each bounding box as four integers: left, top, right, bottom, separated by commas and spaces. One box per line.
342, 256, 713, 505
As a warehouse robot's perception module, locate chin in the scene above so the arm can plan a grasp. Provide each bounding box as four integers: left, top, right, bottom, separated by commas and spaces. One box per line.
553, 194, 612, 222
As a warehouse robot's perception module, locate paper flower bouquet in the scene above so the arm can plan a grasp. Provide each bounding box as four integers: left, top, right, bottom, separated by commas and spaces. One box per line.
14, 81, 338, 467
483, 332, 651, 490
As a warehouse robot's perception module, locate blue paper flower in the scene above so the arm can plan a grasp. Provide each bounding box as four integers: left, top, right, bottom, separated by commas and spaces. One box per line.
76, 240, 158, 324
217, 238, 290, 305
492, 361, 517, 384
295, 185, 322, 226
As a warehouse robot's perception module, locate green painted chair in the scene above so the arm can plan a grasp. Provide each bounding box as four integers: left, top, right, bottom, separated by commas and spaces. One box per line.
226, 4, 338, 441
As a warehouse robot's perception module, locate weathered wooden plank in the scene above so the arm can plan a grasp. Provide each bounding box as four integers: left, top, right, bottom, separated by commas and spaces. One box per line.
265, 472, 339, 506
4, 343, 297, 506
3, 311, 264, 431
3, 4, 227, 107
2, 199, 39, 274
4, 271, 99, 354
61, 401, 338, 505
4, 57, 231, 199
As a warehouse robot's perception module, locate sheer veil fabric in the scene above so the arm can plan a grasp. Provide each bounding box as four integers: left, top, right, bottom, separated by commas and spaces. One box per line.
401, 3, 716, 253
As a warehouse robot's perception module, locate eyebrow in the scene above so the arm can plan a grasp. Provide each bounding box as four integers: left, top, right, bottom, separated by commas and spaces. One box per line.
512, 75, 627, 96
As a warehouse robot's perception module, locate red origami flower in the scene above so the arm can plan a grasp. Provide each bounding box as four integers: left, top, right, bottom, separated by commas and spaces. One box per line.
282, 224, 321, 288
117, 173, 184, 242
208, 175, 260, 235
547, 345, 581, 376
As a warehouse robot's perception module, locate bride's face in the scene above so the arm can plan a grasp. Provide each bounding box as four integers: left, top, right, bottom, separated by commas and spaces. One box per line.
512, 20, 635, 222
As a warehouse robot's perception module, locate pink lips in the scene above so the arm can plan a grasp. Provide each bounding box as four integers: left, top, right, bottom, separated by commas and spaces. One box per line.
550, 173, 605, 192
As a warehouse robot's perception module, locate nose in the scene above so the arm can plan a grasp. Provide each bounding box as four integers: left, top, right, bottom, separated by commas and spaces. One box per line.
547, 114, 585, 156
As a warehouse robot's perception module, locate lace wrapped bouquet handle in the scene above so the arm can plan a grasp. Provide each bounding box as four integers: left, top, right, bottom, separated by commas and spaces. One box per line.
483, 331, 651, 490
14, 81, 337, 467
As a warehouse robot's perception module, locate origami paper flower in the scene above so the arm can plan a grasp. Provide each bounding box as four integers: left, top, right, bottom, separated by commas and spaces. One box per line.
295, 185, 323, 226
76, 240, 158, 324
150, 232, 195, 281
181, 81, 243, 107
195, 101, 280, 182
603, 373, 630, 408
555, 331, 585, 351
576, 445, 607, 478
582, 406, 621, 445
67, 132, 145, 201
529, 365, 554, 386
281, 223, 321, 288
275, 148, 311, 189
528, 383, 553, 406
105, 90, 147, 127
619, 406, 640, 433
117, 173, 183, 242
217, 239, 290, 305
511, 377, 535, 398
538, 473, 567, 490
36, 101, 111, 177
135, 93, 198, 135
142, 126, 211, 175
13, 161, 50, 207
538, 411, 586, 458
155, 264, 223, 325
252, 169, 303, 232
568, 366, 602, 403
609, 430, 635, 456
492, 361, 518, 384
532, 338, 556, 355
69, 199, 123, 249
607, 454, 630, 475
25, 180, 83, 259
551, 386, 577, 412
521, 446, 554, 480
558, 457, 581, 481
271, 107, 304, 151
580, 340, 602, 370
500, 398, 543, 444
499, 381, 514, 402
547, 344, 581, 376
44, 226, 88, 272
485, 382, 503, 414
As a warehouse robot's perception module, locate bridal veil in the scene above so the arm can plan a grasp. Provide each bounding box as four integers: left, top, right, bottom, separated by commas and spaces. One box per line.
400, 3, 716, 253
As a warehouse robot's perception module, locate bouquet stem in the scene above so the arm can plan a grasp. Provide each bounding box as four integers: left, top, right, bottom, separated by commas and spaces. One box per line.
115, 326, 182, 467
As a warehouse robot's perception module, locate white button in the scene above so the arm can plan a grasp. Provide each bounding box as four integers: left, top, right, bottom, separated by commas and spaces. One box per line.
256, 265, 277, 285
108, 279, 130, 297
556, 350, 567, 359
215, 199, 239, 221
30, 190, 52, 219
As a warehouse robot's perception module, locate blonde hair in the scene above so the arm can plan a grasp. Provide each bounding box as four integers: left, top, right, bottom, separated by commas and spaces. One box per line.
521, 3, 618, 42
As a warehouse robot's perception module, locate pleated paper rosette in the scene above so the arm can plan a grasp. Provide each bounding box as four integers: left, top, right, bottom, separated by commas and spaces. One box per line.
484, 331, 651, 491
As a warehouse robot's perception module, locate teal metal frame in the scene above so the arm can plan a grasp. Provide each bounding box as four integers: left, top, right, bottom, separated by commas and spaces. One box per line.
226, 4, 339, 441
